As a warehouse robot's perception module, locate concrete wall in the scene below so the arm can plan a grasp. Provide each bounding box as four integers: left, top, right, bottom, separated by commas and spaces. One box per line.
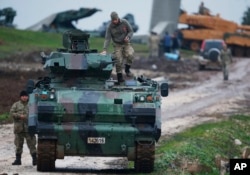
150, 0, 181, 36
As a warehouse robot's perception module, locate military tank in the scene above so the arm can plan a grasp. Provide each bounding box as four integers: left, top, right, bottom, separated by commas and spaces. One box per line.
27, 29, 168, 173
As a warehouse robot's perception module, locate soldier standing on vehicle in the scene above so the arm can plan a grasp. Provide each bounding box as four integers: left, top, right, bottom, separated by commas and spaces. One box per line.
220, 44, 232, 80
10, 90, 37, 166
101, 11, 134, 84
198, 2, 210, 15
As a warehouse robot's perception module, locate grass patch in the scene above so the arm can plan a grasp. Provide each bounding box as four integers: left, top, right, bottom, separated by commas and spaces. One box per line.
0, 113, 11, 123
0, 27, 148, 59
0, 27, 61, 58
152, 115, 250, 175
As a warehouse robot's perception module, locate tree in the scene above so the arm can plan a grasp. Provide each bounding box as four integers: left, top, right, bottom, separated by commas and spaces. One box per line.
242, 7, 250, 25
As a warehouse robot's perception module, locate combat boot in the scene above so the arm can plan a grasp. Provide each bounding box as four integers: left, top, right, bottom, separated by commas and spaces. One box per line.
125, 64, 134, 77
32, 153, 37, 166
115, 73, 124, 85
12, 153, 21, 165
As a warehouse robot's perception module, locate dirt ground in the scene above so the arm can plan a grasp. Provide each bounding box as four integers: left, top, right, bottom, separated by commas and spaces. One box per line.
0, 51, 250, 174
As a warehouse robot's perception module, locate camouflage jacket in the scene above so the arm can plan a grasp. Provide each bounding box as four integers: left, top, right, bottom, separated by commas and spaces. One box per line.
103, 19, 133, 50
10, 100, 29, 134
220, 48, 232, 64
149, 35, 160, 49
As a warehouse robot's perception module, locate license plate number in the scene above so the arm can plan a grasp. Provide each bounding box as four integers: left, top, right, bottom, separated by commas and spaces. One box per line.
87, 137, 105, 144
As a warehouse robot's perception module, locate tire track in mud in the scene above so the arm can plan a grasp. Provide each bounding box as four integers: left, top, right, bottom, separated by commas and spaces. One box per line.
161, 58, 250, 135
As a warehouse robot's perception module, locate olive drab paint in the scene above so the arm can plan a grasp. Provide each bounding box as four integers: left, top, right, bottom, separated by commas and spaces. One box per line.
27, 29, 168, 173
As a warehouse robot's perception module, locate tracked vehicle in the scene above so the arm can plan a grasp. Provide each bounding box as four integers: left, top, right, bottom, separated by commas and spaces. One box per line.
179, 10, 250, 56
27, 29, 168, 173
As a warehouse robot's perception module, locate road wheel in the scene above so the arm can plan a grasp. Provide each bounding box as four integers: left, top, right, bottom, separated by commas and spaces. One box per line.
199, 64, 205, 70
233, 47, 244, 57
246, 48, 250, 57
37, 139, 56, 172
190, 41, 200, 52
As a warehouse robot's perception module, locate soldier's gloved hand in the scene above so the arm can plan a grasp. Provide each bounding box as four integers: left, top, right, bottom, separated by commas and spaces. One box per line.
100, 50, 107, 55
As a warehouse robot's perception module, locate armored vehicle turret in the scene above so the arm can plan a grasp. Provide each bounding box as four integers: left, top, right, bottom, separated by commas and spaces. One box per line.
27, 29, 168, 173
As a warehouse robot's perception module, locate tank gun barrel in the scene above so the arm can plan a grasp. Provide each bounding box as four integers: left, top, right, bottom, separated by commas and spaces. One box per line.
237, 24, 250, 32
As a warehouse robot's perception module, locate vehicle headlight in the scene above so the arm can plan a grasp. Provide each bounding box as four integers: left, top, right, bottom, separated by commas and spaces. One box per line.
49, 88, 56, 100
49, 93, 55, 100
139, 95, 145, 102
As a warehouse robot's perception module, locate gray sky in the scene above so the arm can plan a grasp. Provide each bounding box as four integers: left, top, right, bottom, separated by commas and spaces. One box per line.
1, 0, 250, 35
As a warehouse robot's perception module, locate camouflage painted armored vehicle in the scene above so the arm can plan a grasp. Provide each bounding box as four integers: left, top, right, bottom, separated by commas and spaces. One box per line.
27, 29, 168, 173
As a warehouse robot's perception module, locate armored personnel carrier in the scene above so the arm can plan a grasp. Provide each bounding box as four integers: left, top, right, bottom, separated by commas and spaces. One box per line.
27, 29, 168, 173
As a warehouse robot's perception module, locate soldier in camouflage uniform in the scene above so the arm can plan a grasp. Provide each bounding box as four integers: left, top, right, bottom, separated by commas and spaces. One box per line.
10, 90, 37, 166
101, 11, 134, 84
220, 44, 232, 80
148, 31, 160, 58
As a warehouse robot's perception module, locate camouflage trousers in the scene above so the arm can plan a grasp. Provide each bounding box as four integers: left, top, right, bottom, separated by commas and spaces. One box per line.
14, 132, 37, 155
149, 46, 159, 58
222, 62, 229, 80
113, 43, 134, 73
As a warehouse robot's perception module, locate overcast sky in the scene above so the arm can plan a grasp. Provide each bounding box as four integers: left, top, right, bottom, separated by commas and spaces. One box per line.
1, 0, 250, 35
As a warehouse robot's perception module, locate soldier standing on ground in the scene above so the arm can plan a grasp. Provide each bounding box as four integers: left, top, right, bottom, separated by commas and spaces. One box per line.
148, 31, 160, 58
220, 44, 232, 80
101, 11, 134, 84
162, 31, 172, 53
10, 90, 37, 166
171, 32, 180, 55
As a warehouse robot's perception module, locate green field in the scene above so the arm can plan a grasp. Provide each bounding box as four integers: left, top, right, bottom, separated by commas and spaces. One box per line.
0, 27, 148, 59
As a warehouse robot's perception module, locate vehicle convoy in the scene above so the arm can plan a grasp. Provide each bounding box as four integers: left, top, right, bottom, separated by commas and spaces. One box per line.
27, 30, 168, 172
179, 10, 250, 57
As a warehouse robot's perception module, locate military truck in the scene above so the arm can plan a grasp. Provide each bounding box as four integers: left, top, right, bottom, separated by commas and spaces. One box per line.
179, 10, 250, 57
27, 29, 168, 173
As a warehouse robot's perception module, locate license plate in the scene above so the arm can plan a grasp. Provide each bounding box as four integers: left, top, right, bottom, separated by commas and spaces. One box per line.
87, 137, 105, 144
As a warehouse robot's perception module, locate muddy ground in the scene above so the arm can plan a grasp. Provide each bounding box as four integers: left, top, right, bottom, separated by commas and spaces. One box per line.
0, 51, 250, 174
